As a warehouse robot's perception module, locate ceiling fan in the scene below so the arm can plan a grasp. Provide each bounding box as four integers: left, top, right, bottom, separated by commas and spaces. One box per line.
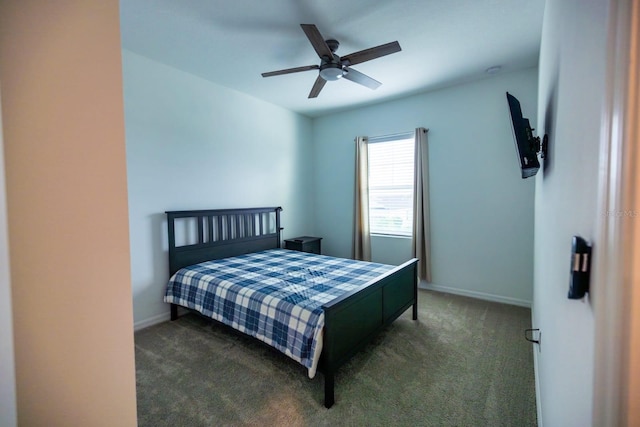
261, 24, 401, 98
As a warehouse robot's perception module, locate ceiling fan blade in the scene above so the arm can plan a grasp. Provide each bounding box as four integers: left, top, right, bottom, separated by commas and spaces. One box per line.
308, 75, 327, 98
343, 67, 381, 90
340, 41, 401, 66
262, 65, 319, 77
300, 24, 334, 59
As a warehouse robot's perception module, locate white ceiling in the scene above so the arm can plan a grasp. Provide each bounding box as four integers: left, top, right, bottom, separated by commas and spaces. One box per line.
120, 0, 545, 118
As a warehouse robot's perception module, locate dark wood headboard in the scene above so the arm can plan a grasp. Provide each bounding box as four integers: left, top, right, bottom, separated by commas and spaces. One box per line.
165, 207, 283, 277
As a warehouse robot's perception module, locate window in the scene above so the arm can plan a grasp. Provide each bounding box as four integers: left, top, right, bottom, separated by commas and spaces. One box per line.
367, 134, 415, 236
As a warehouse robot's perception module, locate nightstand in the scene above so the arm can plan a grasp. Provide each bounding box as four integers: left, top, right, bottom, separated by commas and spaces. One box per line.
284, 236, 322, 254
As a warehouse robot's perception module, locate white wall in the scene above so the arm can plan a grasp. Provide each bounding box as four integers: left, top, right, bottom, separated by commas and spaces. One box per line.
313, 68, 538, 305
122, 50, 315, 328
533, 0, 609, 425
0, 84, 17, 427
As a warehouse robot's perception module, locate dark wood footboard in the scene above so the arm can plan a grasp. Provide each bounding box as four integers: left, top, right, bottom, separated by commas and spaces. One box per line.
320, 257, 419, 408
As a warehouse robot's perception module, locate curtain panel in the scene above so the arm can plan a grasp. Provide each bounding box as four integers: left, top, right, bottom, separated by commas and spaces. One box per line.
412, 127, 432, 282
353, 136, 372, 261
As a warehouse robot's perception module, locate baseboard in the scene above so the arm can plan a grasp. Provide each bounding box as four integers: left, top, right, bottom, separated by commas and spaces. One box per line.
418, 283, 532, 308
532, 310, 543, 427
134, 311, 171, 331
533, 342, 543, 427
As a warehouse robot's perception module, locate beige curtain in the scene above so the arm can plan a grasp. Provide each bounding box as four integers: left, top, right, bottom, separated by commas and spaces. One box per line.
412, 128, 432, 282
353, 136, 371, 261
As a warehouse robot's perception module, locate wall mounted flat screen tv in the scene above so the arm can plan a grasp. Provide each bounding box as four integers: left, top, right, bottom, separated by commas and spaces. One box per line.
506, 92, 540, 179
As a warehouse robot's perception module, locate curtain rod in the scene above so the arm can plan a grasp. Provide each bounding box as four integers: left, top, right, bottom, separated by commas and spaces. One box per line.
363, 128, 429, 144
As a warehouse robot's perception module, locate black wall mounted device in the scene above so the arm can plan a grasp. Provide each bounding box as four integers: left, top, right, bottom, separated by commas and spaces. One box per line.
568, 236, 592, 299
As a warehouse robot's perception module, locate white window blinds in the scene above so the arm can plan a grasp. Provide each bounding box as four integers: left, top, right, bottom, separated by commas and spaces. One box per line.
367, 135, 415, 236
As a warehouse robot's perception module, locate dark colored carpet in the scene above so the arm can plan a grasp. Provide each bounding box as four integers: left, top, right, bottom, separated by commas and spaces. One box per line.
135, 290, 536, 426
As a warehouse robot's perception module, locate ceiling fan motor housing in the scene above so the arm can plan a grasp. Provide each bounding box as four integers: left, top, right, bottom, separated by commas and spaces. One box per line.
326, 39, 340, 53
319, 53, 343, 80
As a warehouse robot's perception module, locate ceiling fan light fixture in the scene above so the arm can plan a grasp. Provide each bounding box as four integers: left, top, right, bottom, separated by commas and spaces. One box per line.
319, 64, 343, 81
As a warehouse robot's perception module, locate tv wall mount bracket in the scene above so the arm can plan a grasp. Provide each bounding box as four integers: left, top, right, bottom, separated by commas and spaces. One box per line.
531, 133, 549, 159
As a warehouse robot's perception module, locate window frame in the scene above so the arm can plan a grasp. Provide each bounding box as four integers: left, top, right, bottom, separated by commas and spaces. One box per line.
367, 132, 415, 238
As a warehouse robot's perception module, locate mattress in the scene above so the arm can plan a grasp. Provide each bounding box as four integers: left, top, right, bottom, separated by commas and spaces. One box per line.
164, 248, 394, 377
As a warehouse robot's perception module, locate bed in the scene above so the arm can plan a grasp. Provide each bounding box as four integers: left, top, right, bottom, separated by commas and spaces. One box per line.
164, 207, 418, 408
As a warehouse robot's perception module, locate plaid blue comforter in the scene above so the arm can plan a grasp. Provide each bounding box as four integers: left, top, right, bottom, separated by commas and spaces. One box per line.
164, 249, 393, 377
